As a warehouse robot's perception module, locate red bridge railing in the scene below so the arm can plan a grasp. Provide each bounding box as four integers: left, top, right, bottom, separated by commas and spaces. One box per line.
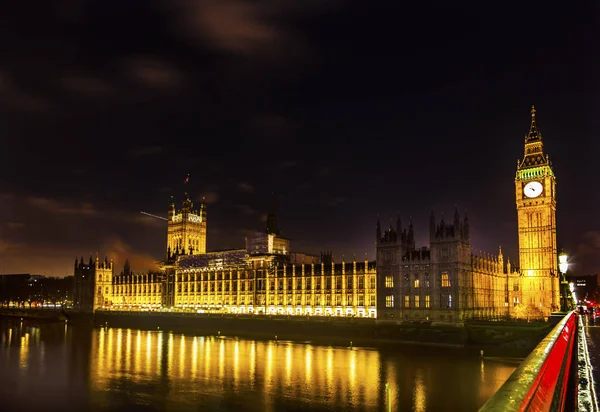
479, 311, 578, 411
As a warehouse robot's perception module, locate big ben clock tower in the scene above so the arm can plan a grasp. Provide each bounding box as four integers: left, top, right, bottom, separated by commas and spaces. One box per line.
515, 106, 559, 316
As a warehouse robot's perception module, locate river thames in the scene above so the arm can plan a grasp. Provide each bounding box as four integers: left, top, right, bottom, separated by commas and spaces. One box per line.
0, 319, 516, 411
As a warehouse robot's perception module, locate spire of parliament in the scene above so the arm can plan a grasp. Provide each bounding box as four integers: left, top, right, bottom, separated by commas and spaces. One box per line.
526, 105, 542, 142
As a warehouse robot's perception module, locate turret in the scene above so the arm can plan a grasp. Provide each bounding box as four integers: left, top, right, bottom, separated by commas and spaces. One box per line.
168, 196, 175, 221
181, 192, 192, 217
266, 195, 280, 235
463, 211, 470, 241
407, 218, 415, 250
124, 259, 131, 276
498, 246, 504, 271
200, 197, 207, 222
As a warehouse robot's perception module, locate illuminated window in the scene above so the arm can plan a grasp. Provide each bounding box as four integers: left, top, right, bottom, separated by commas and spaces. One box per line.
369, 295, 376, 306
425, 295, 430, 308
414, 279, 420, 288
441, 272, 451, 287
404, 295, 409, 308
449, 295, 452, 308
385, 276, 394, 288
415, 295, 420, 308
385, 295, 394, 308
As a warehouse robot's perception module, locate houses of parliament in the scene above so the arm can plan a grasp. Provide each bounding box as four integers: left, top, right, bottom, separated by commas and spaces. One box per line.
73, 107, 560, 322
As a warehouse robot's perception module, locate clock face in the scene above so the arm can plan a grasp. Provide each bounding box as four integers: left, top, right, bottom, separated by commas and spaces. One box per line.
523, 181, 543, 198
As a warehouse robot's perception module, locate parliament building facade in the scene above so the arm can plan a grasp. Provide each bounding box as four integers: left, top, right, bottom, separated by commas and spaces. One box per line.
73, 107, 560, 322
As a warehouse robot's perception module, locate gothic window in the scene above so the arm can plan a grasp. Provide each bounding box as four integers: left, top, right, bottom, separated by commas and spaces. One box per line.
369, 277, 376, 289
347, 277, 353, 289
404, 295, 409, 308
336, 277, 342, 289
414, 278, 420, 288
442, 294, 452, 308
369, 295, 376, 307
385, 276, 394, 288
358, 277, 364, 289
424, 274, 430, 287
386, 295, 394, 308
415, 295, 420, 308
404, 274, 409, 287
425, 295, 430, 308
441, 272, 451, 287
326, 277, 332, 290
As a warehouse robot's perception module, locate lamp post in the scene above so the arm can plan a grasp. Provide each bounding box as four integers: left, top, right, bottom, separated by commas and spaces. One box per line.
558, 251, 571, 312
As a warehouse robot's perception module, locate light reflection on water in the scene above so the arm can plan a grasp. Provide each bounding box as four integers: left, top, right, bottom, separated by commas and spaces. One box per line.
0, 320, 516, 412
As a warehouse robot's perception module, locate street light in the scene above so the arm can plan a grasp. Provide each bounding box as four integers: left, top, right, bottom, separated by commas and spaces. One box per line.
558, 250, 572, 312
559, 253, 568, 275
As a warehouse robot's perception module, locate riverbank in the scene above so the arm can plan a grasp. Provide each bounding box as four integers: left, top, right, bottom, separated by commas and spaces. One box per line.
95, 311, 551, 354
0, 308, 552, 354
0, 308, 68, 322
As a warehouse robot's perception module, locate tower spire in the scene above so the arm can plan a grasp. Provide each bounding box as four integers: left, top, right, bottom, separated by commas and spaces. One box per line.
526, 105, 542, 142
266, 192, 280, 235
519, 105, 549, 169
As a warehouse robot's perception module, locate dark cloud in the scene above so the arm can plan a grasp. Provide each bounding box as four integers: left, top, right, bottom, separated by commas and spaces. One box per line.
0, 1, 596, 275
62, 75, 112, 96
165, 0, 327, 59
236, 205, 256, 215
197, 192, 219, 204
575, 231, 600, 275
238, 182, 254, 192
27, 196, 97, 216
124, 56, 184, 89
0, 72, 50, 112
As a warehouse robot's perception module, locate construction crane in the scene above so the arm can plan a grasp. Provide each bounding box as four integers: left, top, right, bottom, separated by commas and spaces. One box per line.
140, 211, 168, 221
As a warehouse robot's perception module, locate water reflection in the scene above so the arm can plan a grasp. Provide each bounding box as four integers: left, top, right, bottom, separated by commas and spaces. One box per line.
0, 320, 517, 411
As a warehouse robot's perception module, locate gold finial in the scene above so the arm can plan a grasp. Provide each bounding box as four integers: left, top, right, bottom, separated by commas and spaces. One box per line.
531, 105, 536, 117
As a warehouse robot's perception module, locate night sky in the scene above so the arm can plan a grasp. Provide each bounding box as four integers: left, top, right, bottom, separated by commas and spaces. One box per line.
0, 1, 598, 276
